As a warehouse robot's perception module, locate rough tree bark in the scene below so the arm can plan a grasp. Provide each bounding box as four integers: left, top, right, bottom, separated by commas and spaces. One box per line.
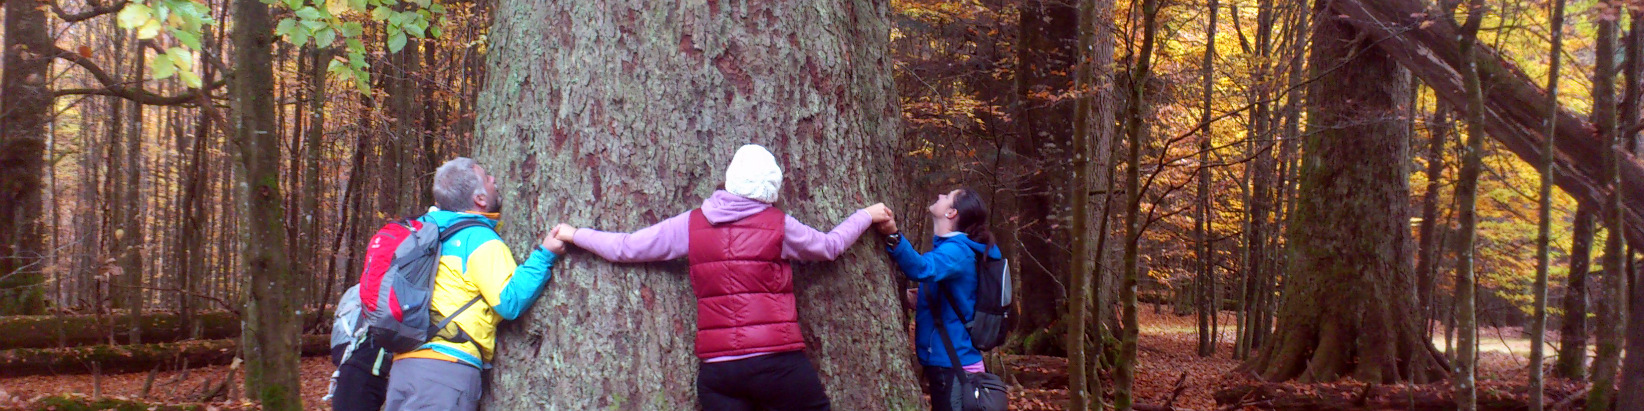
473, 1, 921, 409
0, 0, 53, 315
231, 0, 303, 408
1243, 0, 1446, 383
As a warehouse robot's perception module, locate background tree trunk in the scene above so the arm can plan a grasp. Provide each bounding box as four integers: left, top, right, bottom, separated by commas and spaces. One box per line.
473, 1, 921, 409
1590, 4, 1625, 409
1245, 0, 1445, 383
0, 0, 53, 315
231, 0, 303, 408
1450, 0, 1488, 407
1530, 0, 1568, 407
1195, 0, 1220, 359
1557, 203, 1595, 380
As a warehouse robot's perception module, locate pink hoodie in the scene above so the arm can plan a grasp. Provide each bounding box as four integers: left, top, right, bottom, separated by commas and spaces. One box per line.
571, 190, 873, 263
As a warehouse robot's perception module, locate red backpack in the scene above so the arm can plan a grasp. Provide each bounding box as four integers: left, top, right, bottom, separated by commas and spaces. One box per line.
355, 218, 489, 353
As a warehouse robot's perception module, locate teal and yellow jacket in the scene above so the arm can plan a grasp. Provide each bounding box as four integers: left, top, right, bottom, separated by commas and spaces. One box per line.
395, 210, 558, 369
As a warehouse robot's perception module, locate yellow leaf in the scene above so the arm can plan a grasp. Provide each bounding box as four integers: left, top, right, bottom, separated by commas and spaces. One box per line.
137, 19, 162, 39
326, 0, 352, 16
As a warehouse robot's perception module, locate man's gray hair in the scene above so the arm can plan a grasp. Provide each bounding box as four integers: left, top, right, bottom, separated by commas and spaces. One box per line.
433, 157, 485, 211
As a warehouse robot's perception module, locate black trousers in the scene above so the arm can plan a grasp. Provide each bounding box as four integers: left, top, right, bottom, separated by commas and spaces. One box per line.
333, 340, 393, 411
923, 366, 961, 411
333, 362, 390, 411
697, 351, 831, 411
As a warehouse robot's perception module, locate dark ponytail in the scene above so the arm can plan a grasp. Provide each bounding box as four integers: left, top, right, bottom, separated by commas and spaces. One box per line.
952, 188, 995, 247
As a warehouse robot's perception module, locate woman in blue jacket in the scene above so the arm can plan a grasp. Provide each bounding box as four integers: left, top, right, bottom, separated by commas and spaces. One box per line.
874, 188, 1001, 411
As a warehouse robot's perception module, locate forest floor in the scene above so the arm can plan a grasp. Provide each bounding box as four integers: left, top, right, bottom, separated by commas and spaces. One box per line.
0, 310, 1562, 410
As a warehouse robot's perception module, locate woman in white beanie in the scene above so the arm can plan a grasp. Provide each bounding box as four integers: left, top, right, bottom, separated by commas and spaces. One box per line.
552, 144, 892, 410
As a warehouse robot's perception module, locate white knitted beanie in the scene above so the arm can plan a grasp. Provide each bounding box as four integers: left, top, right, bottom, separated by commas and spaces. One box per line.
724, 144, 783, 203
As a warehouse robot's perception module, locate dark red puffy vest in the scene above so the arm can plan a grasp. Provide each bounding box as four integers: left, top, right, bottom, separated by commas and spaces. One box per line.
687, 207, 806, 359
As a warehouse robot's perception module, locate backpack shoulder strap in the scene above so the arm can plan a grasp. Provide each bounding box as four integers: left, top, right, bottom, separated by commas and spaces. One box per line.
439, 219, 493, 242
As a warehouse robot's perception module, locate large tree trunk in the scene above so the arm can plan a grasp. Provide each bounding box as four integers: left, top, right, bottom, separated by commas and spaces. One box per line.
231, 0, 303, 408
0, 0, 53, 315
1326, 0, 1644, 247
1244, 0, 1445, 383
473, 1, 920, 409
1007, 0, 1078, 352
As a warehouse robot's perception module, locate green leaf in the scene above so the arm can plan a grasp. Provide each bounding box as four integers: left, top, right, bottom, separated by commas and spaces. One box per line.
301, 19, 328, 30
117, 4, 153, 29
349, 0, 367, 12
346, 38, 365, 53
151, 53, 178, 80
178, 69, 203, 88
353, 68, 371, 93
275, 18, 297, 36
413, 0, 429, 7
314, 27, 337, 48
428, 2, 445, 14
170, 28, 201, 50
405, 22, 425, 38
347, 50, 366, 67
284, 0, 303, 9
429, 25, 441, 38
295, 6, 322, 20
137, 19, 163, 39
327, 59, 345, 74
166, 47, 193, 70
341, 22, 364, 37
387, 31, 407, 53
371, 6, 391, 21
291, 27, 310, 47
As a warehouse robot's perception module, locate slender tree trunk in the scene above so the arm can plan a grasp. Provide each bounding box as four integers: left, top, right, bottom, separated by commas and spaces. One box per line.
1530, 1, 1567, 409
1196, 0, 1221, 359
1087, 0, 1120, 404
1558, 203, 1596, 379
1591, 4, 1626, 409
475, 1, 921, 408
1115, 0, 1160, 408
121, 41, 148, 344
0, 0, 53, 315
1615, 10, 1644, 411
1418, 105, 1451, 341
1245, 1, 1444, 383
1451, 0, 1488, 408
1067, 0, 1103, 408
231, 0, 302, 407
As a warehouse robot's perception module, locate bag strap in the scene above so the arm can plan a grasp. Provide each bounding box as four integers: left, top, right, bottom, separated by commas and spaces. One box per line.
932, 285, 967, 371
943, 249, 991, 326
439, 219, 491, 242
430, 219, 493, 355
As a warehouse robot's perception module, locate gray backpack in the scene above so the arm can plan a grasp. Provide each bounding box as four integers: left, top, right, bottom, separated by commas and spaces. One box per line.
357, 218, 489, 354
